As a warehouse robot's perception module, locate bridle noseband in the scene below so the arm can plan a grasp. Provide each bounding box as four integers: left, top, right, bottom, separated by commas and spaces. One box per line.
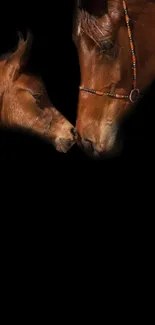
79, 0, 140, 104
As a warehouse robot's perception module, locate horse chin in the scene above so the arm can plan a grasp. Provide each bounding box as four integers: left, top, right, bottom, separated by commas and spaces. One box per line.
78, 136, 123, 160
94, 140, 123, 160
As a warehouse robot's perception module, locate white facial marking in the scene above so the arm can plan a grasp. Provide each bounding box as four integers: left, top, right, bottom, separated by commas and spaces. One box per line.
77, 22, 81, 36
99, 123, 118, 151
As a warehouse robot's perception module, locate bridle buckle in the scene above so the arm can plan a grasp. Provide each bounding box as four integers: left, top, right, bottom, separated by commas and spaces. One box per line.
129, 88, 140, 103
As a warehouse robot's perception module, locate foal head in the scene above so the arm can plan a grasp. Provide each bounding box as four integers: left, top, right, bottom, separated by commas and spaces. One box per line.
73, 0, 155, 158
0, 31, 75, 153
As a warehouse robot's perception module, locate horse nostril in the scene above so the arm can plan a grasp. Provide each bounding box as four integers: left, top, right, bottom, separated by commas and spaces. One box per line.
82, 138, 94, 151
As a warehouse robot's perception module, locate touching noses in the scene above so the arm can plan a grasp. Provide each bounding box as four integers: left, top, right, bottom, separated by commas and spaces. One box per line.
77, 124, 119, 158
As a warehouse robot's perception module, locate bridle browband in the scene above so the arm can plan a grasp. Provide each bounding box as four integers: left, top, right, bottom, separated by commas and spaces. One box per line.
79, 0, 140, 103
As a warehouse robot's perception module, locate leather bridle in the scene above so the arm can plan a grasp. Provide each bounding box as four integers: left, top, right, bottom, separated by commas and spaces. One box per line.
79, 0, 140, 104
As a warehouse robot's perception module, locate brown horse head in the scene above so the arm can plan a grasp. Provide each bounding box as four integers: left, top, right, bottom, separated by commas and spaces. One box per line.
73, 0, 155, 158
0, 31, 76, 153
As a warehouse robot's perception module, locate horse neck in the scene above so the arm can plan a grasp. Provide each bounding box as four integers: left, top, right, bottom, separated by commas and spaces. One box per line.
126, 0, 155, 88
125, 0, 152, 17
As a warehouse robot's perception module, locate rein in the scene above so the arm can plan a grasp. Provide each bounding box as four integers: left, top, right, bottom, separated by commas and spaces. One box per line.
79, 0, 140, 103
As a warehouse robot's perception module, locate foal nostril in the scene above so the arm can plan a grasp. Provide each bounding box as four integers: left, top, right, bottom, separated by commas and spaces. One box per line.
71, 127, 77, 138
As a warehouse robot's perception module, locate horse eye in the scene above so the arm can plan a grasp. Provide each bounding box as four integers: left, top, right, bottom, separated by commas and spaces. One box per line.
100, 41, 114, 52
33, 93, 41, 100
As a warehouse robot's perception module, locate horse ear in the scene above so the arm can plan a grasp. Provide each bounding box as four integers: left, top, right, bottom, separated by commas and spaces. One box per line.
4, 30, 33, 81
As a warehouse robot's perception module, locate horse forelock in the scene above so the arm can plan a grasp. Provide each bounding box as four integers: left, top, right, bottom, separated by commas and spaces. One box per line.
78, 9, 113, 47
76, 0, 126, 54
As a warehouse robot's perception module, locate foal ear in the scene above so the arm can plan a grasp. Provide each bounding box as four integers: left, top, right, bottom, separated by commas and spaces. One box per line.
4, 30, 33, 81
